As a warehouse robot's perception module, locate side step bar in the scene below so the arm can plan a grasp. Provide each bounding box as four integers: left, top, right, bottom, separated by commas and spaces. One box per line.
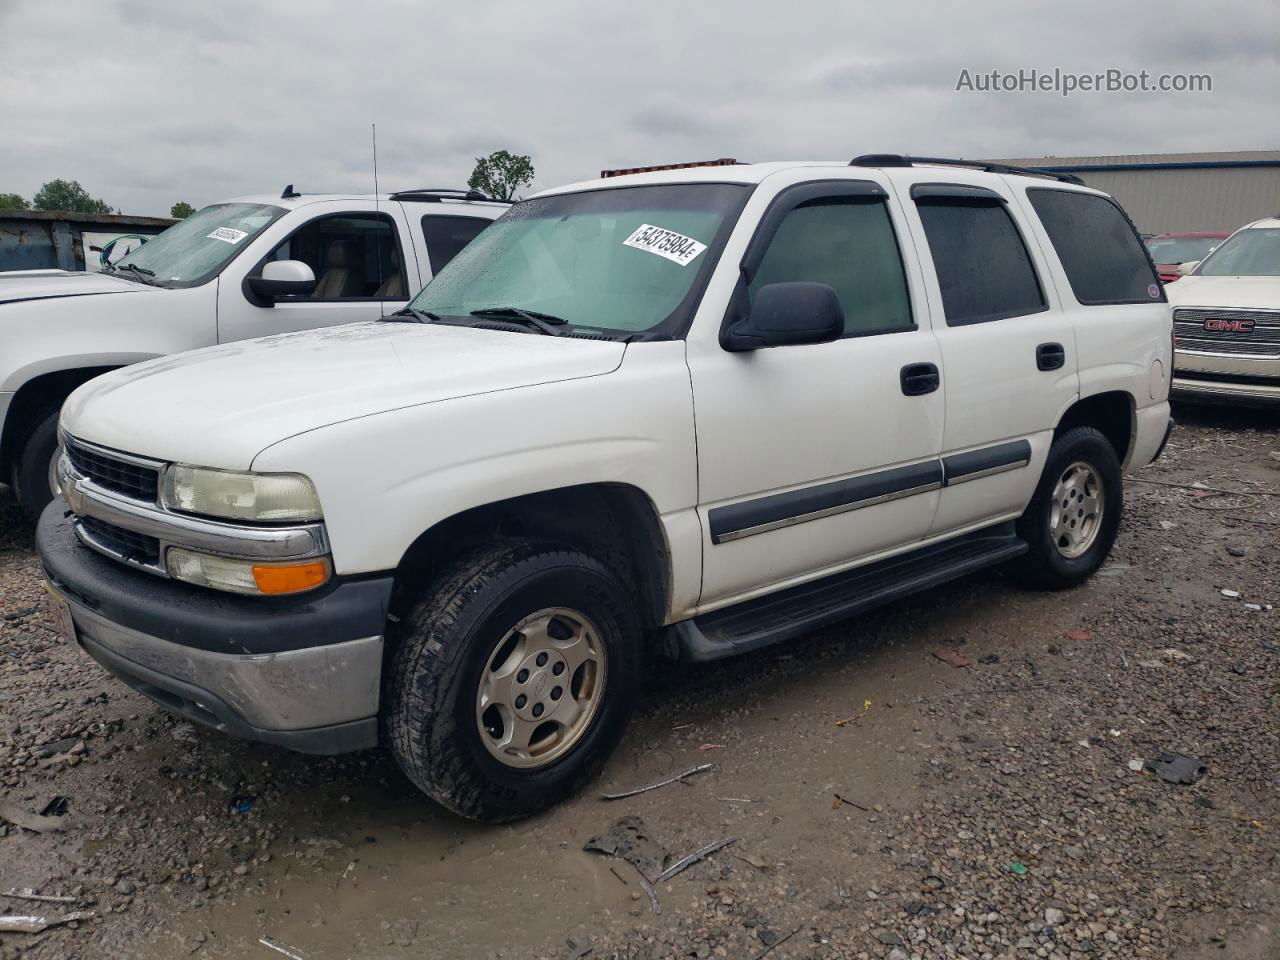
672, 523, 1027, 662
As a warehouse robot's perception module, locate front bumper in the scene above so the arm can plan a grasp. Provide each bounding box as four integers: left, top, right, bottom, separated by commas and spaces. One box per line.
38, 502, 394, 754
1172, 375, 1280, 405
1173, 350, 1280, 405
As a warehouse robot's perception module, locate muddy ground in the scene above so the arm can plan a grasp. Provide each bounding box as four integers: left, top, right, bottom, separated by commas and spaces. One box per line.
1, 402, 1277, 960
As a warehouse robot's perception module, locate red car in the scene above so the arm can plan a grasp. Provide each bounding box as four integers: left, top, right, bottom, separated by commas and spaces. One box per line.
1146, 231, 1229, 283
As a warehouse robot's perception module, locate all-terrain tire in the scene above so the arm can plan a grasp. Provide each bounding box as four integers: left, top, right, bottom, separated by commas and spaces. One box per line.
1012, 426, 1123, 590
10, 409, 61, 522
385, 538, 642, 822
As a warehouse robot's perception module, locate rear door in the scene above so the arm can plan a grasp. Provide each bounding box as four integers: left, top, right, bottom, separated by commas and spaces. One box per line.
406, 212, 496, 289
892, 173, 1078, 537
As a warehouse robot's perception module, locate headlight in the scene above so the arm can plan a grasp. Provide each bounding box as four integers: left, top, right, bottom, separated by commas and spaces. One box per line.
161, 465, 322, 522
166, 547, 331, 596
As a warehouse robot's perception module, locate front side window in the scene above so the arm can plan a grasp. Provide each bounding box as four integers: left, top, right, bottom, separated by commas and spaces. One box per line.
422, 215, 492, 274
410, 183, 749, 336
747, 199, 913, 336
112, 203, 284, 288
1027, 189, 1160, 303
916, 199, 1046, 325
1196, 227, 1280, 277
265, 214, 405, 300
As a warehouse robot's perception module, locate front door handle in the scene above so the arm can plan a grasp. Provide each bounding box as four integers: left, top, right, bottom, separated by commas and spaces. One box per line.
1037, 342, 1066, 371
900, 362, 940, 396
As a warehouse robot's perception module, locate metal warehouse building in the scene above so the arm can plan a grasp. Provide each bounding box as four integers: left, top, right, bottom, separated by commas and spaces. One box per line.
994, 150, 1280, 235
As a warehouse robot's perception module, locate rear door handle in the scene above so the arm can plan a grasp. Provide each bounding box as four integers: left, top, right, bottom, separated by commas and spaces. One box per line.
1037, 342, 1066, 371
900, 362, 940, 396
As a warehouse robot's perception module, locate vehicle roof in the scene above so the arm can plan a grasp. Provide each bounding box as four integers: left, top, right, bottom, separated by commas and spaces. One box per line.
1242, 217, 1280, 229
1150, 231, 1231, 239
219, 193, 510, 212
532, 159, 1103, 199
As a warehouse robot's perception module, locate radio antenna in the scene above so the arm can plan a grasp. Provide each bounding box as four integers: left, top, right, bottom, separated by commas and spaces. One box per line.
372, 122, 385, 318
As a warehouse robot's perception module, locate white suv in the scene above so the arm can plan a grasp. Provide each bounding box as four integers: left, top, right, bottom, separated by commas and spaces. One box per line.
1166, 216, 1280, 404
1, 187, 506, 519
39, 156, 1173, 821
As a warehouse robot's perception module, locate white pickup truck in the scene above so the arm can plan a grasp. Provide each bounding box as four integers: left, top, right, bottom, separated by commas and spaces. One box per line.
1, 187, 505, 518
39, 156, 1173, 821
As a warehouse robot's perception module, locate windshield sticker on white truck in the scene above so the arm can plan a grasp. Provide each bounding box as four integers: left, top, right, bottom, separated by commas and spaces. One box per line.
623, 224, 707, 266
206, 227, 248, 245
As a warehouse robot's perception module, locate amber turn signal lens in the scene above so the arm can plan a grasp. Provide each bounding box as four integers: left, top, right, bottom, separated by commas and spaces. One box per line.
251, 559, 332, 595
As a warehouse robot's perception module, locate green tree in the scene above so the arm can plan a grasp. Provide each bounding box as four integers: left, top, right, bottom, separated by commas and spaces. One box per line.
467, 150, 534, 200
170, 201, 196, 219
0, 192, 29, 210
32, 179, 113, 214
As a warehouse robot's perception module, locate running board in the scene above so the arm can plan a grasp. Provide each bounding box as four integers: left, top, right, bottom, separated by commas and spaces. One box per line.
673, 523, 1027, 662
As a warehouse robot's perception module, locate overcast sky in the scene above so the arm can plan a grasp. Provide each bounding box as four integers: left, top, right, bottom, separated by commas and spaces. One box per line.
2, 0, 1276, 217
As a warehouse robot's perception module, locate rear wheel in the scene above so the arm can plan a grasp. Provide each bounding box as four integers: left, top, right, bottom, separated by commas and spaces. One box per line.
10, 409, 61, 521
386, 539, 641, 822
1013, 426, 1122, 590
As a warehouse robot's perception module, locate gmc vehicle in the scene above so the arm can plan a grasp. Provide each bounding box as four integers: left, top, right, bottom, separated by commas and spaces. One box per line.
39, 156, 1173, 821
1, 188, 505, 518
1166, 216, 1280, 404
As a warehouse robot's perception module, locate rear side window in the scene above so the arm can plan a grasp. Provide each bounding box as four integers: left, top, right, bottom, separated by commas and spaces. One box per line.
915, 199, 1046, 325
1027, 189, 1161, 304
748, 199, 913, 336
421, 215, 491, 274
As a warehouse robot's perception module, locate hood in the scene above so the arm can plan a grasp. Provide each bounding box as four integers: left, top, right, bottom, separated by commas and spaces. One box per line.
1165, 275, 1280, 312
0, 268, 157, 305
63, 321, 626, 469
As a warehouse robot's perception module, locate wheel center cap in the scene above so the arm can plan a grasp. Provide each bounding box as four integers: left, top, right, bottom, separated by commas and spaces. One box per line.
529, 672, 549, 700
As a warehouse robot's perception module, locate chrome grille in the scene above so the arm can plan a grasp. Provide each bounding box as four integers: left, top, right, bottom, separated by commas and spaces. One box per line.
1174, 307, 1280, 358
64, 437, 160, 502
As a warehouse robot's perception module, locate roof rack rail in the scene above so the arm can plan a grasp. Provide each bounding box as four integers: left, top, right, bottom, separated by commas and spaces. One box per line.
387, 187, 513, 204
848, 154, 1084, 186
601, 158, 741, 178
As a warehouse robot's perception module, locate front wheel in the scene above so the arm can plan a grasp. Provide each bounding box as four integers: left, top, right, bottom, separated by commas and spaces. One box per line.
1012, 426, 1123, 590
385, 539, 642, 822
10, 410, 61, 521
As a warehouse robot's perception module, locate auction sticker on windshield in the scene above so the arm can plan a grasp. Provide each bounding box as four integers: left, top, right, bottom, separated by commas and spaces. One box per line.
207, 227, 248, 244
623, 224, 707, 266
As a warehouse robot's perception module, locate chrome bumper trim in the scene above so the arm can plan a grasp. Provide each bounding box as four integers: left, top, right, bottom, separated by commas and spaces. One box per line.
1172, 377, 1280, 402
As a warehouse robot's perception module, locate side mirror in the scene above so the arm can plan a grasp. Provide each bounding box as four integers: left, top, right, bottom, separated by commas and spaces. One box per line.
1176, 260, 1200, 277
722, 281, 844, 352
245, 260, 316, 307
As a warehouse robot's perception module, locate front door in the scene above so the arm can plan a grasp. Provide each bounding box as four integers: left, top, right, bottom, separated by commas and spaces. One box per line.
687, 178, 944, 608
217, 209, 410, 343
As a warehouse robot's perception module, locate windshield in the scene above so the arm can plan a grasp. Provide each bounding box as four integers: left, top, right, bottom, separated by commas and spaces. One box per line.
113, 202, 285, 287
1196, 227, 1280, 277
409, 183, 749, 336
1146, 236, 1222, 264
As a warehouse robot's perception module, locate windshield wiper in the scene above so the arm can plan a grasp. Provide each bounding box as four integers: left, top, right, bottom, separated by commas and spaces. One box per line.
382, 306, 441, 323
107, 262, 160, 286
470, 306, 568, 336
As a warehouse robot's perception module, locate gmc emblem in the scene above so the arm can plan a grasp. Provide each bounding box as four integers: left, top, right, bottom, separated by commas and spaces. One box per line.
1203, 318, 1255, 333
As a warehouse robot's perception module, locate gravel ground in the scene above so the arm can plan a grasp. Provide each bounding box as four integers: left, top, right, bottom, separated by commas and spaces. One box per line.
1, 402, 1277, 960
